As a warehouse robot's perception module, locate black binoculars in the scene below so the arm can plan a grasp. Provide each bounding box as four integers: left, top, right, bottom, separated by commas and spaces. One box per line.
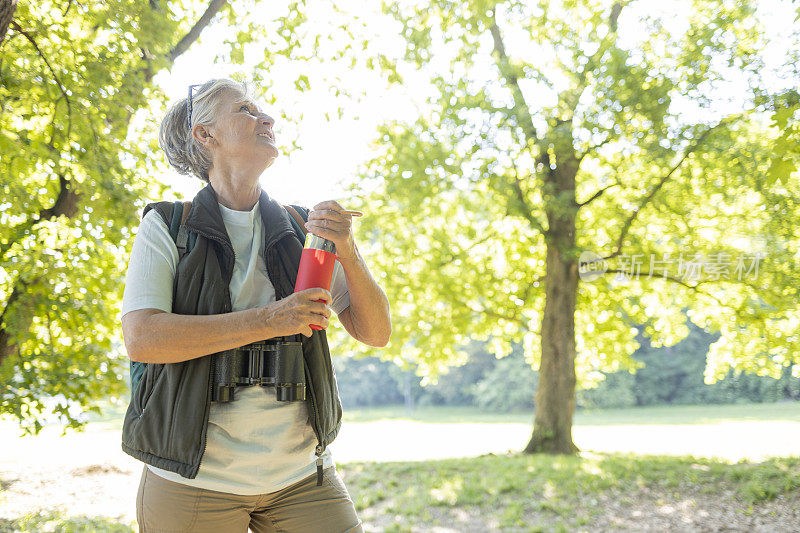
210, 340, 306, 403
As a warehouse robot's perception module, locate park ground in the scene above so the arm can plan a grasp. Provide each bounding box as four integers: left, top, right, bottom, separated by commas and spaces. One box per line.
0, 402, 799, 532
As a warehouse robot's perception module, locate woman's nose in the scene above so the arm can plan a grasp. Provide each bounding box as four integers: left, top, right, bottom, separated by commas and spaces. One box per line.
260, 114, 274, 128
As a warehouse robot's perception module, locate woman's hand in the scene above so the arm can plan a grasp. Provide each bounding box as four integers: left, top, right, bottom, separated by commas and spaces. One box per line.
259, 288, 332, 338
305, 200, 358, 261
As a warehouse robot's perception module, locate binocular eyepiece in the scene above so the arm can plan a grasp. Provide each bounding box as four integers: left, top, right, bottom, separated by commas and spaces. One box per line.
211, 340, 305, 403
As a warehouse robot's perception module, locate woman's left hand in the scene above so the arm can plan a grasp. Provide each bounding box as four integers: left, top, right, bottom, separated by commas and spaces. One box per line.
305, 200, 358, 261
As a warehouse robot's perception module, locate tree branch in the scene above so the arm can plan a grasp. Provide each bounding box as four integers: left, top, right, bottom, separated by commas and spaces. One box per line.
167, 0, 228, 63
433, 230, 499, 269
457, 297, 527, 327
577, 183, 616, 208
609, 2, 623, 33
0, 173, 80, 262
9, 21, 73, 137
488, 10, 538, 145
1, 1, 229, 376
2, 0, 226, 283
0, 274, 42, 372
600, 115, 742, 262
601, 268, 727, 307
511, 173, 547, 236
579, 2, 626, 82
521, 274, 546, 305
568, 2, 627, 156
62, 0, 74, 18
507, 151, 548, 236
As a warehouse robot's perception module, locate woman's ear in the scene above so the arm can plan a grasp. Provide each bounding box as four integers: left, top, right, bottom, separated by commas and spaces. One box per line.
192, 124, 216, 148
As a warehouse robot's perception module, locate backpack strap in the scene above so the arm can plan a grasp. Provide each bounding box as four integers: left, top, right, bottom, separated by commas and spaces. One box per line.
283, 204, 308, 241
169, 200, 194, 259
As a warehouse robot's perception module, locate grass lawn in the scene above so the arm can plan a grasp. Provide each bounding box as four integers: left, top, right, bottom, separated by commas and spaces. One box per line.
1, 401, 797, 531
339, 452, 800, 532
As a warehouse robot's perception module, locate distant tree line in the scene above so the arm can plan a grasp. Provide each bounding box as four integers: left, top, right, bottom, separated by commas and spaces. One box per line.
334, 320, 800, 411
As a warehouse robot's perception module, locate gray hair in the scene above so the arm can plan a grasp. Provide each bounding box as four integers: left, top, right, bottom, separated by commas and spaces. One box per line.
158, 79, 250, 182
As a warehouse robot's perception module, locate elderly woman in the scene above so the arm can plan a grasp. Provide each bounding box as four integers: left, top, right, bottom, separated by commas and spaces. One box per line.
120, 79, 390, 532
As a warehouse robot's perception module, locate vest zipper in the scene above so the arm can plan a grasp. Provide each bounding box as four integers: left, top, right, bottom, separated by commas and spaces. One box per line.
315, 444, 324, 486
199, 360, 212, 472
304, 358, 325, 486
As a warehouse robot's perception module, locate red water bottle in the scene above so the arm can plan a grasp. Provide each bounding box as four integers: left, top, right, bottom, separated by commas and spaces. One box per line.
294, 233, 337, 330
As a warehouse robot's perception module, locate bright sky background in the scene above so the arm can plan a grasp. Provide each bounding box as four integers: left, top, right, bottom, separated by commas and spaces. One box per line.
143, 0, 415, 209
136, 0, 797, 212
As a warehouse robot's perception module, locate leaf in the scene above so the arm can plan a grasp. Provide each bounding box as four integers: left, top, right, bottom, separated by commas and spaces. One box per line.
294, 74, 311, 91
772, 106, 793, 131
766, 157, 795, 186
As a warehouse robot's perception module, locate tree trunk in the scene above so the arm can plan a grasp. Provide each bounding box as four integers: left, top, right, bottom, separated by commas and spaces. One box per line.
524, 240, 579, 454
524, 148, 580, 454
0, 0, 18, 46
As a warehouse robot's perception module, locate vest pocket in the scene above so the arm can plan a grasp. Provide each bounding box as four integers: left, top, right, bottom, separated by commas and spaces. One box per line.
135, 363, 166, 414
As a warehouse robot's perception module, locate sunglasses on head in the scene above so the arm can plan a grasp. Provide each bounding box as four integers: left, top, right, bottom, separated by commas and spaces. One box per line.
186, 84, 202, 128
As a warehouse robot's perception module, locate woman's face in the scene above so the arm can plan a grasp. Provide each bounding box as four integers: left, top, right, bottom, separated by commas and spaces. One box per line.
197, 91, 278, 176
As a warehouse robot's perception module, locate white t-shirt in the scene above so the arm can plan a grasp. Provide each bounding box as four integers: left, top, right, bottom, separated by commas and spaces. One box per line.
121, 199, 349, 495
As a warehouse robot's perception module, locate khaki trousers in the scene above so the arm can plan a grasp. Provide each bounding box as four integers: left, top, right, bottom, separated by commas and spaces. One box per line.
136, 465, 364, 533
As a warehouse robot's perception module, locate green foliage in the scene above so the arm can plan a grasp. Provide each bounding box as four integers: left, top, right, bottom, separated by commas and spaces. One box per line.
629, 321, 719, 405
335, 341, 537, 411
768, 90, 800, 185
218, 0, 379, 141
581, 318, 800, 408
333, 354, 406, 407
470, 347, 537, 412
577, 370, 637, 409
0, 0, 183, 435
335, 0, 800, 400
415, 343, 505, 407
337, 316, 799, 410
765, 3, 800, 185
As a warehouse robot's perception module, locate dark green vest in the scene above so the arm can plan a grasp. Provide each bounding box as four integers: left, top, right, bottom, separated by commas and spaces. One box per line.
121, 184, 342, 479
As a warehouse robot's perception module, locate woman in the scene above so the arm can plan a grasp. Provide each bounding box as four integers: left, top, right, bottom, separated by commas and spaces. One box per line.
120, 79, 391, 532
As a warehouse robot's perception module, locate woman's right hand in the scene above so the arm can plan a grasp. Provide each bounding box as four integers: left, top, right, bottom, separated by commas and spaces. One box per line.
260, 288, 332, 338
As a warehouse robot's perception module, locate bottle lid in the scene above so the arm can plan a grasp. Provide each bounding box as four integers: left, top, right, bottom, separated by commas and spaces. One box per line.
304, 233, 336, 253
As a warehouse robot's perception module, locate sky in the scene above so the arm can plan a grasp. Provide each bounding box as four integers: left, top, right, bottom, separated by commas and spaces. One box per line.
145, 0, 415, 210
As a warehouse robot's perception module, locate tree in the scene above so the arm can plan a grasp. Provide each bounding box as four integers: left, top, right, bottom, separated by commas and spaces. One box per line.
338, 0, 800, 453
0, 0, 235, 434
0, 0, 386, 435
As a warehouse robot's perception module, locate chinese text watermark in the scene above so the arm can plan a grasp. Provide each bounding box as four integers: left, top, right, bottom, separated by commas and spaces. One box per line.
578, 251, 765, 282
